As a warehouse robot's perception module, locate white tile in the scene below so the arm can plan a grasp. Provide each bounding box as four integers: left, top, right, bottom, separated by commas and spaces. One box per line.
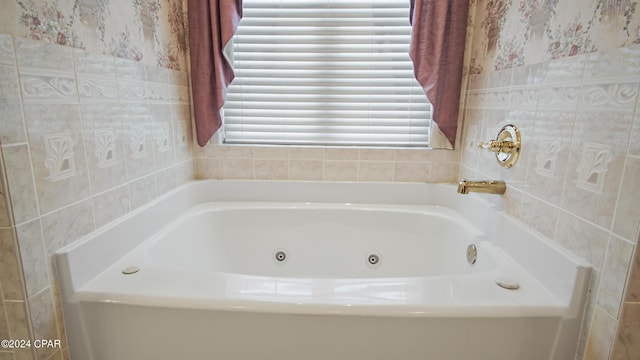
156, 167, 177, 195
118, 80, 145, 102
484, 90, 511, 109
79, 104, 128, 194
537, 85, 581, 110
16, 219, 48, 297
508, 88, 538, 110
519, 194, 558, 239
542, 55, 587, 84
579, 81, 639, 112
121, 104, 156, 180
2, 145, 39, 224
77, 76, 118, 103
171, 104, 192, 162
15, 38, 73, 73
0, 34, 15, 65
0, 228, 25, 300
115, 58, 145, 81
0, 65, 27, 144
150, 105, 175, 170
145, 82, 170, 102
174, 160, 194, 186
562, 112, 633, 229
526, 111, 576, 205
92, 186, 130, 228
23, 104, 91, 214
73, 49, 116, 77
20, 71, 77, 104
613, 157, 640, 242
144, 64, 169, 83
28, 288, 59, 360
555, 212, 609, 270
488, 68, 512, 88
585, 46, 640, 80
41, 199, 94, 256
129, 175, 157, 209
597, 236, 634, 318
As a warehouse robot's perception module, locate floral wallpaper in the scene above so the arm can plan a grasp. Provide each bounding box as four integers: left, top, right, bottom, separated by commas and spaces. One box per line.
0, 0, 188, 70
470, 0, 640, 74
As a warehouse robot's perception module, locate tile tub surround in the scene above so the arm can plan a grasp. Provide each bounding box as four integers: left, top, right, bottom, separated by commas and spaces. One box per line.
194, 143, 460, 183
612, 242, 640, 359
0, 35, 194, 360
460, 44, 640, 359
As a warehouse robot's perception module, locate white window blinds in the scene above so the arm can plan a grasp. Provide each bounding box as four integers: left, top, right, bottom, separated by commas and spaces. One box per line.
222, 0, 432, 147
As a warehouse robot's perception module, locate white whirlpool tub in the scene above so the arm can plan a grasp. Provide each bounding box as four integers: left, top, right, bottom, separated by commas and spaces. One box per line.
55, 180, 591, 360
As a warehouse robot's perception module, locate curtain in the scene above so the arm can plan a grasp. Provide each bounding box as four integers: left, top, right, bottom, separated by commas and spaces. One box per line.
410, 0, 469, 149
189, 0, 469, 148
188, 0, 242, 146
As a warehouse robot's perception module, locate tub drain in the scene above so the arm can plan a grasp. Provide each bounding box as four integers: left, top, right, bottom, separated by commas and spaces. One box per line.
275, 250, 287, 262
367, 254, 380, 266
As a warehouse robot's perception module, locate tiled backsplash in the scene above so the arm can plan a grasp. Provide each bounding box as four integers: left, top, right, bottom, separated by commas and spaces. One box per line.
460, 45, 640, 359
194, 143, 459, 183
0, 34, 194, 360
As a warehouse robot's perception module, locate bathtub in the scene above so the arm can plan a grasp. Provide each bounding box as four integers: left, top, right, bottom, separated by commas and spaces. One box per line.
55, 180, 591, 360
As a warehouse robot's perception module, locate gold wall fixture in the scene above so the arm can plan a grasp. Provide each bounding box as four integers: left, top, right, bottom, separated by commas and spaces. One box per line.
477, 124, 521, 168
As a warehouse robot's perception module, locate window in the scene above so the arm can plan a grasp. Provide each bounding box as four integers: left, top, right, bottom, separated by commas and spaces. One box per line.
222, 0, 432, 148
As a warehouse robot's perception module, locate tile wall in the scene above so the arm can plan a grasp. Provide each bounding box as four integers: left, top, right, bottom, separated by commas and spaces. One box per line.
0, 34, 193, 360
613, 244, 640, 358
194, 144, 459, 183
459, 45, 640, 359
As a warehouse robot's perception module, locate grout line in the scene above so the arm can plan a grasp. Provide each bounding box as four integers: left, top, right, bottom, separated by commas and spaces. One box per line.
75, 86, 98, 234
0, 142, 28, 148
